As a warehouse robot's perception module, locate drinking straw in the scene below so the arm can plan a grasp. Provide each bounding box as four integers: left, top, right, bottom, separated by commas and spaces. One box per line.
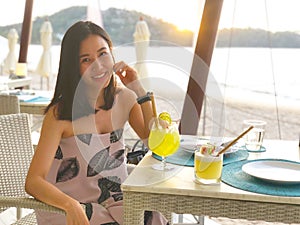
149, 92, 158, 127
216, 126, 254, 156
149, 92, 157, 117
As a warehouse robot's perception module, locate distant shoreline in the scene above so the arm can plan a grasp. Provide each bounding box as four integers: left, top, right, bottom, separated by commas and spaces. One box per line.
1, 45, 299, 103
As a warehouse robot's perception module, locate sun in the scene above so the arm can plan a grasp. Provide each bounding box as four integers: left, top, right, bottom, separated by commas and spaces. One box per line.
174, 21, 197, 32
158, 3, 200, 32
126, 0, 201, 33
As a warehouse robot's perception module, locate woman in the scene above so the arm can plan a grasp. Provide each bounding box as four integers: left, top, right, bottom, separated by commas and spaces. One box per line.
25, 21, 168, 225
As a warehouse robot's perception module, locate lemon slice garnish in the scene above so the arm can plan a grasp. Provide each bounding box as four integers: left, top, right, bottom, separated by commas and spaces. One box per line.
158, 111, 172, 125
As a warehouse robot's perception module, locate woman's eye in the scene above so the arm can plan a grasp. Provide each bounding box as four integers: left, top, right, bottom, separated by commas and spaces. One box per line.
99, 52, 108, 57
81, 58, 90, 63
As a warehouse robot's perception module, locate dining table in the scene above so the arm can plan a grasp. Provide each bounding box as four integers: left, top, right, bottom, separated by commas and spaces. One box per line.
14, 90, 52, 134
20, 100, 49, 115
0, 89, 51, 115
121, 139, 300, 225
0, 76, 32, 90
15, 90, 52, 115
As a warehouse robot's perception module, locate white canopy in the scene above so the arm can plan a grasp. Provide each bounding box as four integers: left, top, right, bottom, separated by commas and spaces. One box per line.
133, 17, 151, 85
3, 28, 18, 74
36, 20, 53, 79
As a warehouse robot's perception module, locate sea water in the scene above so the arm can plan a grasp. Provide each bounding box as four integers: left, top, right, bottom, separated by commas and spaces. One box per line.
1, 45, 299, 105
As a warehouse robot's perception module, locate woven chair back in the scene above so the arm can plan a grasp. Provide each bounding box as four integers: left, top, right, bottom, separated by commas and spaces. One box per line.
0, 114, 33, 213
0, 94, 20, 115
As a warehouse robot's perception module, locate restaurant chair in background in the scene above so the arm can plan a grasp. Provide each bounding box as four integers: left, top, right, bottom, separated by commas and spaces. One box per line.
0, 94, 40, 150
0, 94, 20, 115
0, 113, 66, 224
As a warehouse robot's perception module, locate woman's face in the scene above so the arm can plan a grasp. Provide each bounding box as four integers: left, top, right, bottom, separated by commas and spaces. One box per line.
79, 34, 114, 88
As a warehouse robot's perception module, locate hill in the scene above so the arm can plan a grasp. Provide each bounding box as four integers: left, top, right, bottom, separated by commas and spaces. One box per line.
0, 6, 300, 48
0, 7, 193, 46
216, 28, 300, 48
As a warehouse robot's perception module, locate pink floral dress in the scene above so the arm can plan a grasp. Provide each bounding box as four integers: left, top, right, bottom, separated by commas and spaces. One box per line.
36, 129, 168, 225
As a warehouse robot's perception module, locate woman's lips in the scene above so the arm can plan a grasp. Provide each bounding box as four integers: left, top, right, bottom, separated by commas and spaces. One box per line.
92, 72, 106, 79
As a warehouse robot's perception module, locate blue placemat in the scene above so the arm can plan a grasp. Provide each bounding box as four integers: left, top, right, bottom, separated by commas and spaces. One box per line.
239, 145, 266, 153
223, 150, 249, 165
152, 148, 249, 167
222, 159, 300, 196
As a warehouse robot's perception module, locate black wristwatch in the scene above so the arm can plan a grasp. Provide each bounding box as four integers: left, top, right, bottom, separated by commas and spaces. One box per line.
137, 92, 152, 104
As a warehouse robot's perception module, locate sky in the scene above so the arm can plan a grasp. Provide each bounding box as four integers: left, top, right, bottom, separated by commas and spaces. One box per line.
0, 0, 300, 33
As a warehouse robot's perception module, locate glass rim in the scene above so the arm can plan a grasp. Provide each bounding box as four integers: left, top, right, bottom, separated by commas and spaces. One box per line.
243, 119, 266, 126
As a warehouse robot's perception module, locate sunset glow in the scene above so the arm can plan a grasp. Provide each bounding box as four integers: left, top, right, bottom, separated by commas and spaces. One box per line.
0, 0, 300, 33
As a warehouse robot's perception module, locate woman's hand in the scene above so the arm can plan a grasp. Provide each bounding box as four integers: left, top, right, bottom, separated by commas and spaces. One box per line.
113, 61, 145, 95
65, 201, 89, 225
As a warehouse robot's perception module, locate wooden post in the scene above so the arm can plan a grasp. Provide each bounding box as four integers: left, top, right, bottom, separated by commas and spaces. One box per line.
18, 0, 34, 63
179, 0, 224, 135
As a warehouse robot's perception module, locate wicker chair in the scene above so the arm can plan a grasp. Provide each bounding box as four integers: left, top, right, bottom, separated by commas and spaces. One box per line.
0, 95, 20, 115
0, 113, 65, 224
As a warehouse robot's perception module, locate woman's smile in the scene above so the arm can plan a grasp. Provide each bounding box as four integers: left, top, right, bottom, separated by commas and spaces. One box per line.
92, 71, 107, 79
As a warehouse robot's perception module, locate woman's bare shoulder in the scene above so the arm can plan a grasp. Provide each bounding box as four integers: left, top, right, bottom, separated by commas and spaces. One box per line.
43, 106, 70, 133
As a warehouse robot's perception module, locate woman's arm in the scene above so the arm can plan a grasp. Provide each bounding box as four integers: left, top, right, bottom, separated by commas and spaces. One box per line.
114, 61, 154, 140
128, 100, 153, 140
25, 108, 89, 225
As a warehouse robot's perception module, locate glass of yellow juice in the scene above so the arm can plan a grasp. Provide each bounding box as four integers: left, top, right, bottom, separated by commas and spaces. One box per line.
148, 120, 180, 171
194, 148, 223, 185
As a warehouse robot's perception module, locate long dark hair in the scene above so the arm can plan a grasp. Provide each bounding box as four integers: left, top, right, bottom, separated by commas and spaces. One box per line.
45, 21, 116, 120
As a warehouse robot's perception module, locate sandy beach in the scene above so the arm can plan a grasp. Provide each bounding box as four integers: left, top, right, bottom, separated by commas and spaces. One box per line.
210, 98, 300, 140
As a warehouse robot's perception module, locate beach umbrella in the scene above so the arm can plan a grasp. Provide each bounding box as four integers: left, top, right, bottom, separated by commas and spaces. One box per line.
133, 16, 151, 84
36, 19, 53, 90
3, 28, 18, 74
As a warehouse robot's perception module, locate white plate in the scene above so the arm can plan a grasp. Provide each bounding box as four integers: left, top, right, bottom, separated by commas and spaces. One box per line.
242, 159, 300, 184
180, 135, 208, 153
180, 135, 239, 154
224, 145, 240, 155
